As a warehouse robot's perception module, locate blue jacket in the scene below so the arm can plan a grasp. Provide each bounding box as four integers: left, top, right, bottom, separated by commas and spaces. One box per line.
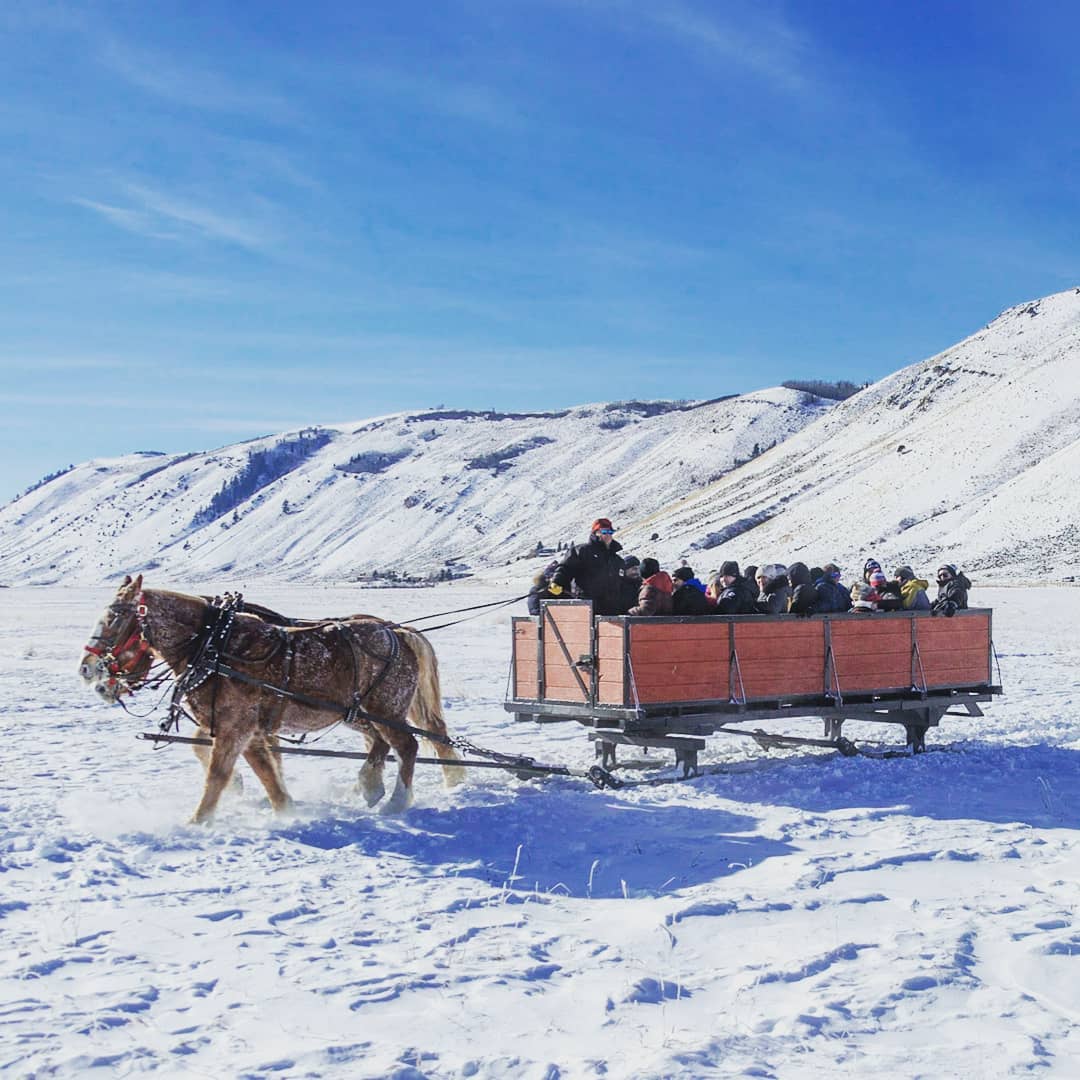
813, 576, 852, 613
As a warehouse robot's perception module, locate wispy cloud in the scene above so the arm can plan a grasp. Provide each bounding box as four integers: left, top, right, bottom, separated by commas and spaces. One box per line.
647, 3, 811, 93
71, 197, 179, 241
97, 39, 299, 122
567, 0, 813, 96
72, 181, 276, 252
0, 353, 135, 373
355, 65, 522, 129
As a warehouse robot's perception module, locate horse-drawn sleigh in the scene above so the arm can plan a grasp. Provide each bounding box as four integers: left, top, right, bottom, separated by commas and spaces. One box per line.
79, 580, 1001, 820
505, 600, 1001, 774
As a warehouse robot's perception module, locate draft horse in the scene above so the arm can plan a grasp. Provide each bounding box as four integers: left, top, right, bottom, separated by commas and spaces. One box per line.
79, 575, 464, 823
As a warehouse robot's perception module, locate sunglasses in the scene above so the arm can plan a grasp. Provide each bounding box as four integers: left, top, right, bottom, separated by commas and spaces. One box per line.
829, 571, 842, 581
598, 529, 614, 535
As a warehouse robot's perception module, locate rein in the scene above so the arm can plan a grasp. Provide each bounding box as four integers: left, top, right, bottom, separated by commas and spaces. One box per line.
405, 592, 531, 632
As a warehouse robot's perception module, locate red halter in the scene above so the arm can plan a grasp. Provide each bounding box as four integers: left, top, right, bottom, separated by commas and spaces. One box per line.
83, 591, 153, 695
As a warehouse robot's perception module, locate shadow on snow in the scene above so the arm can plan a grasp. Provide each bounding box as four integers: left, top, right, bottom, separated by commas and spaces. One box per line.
274, 786, 790, 899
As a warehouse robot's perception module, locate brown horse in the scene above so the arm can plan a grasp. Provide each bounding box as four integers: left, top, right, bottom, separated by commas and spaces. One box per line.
79, 575, 464, 823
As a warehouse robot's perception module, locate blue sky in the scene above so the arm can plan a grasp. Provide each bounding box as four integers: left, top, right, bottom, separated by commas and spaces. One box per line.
3, 1, 1078, 499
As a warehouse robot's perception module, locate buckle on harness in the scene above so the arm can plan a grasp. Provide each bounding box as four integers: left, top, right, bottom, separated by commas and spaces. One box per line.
587, 765, 623, 790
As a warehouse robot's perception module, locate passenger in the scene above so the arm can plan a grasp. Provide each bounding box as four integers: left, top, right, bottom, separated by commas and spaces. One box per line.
813, 563, 852, 613
933, 564, 971, 615
526, 559, 560, 615
756, 563, 791, 615
875, 572, 905, 612
743, 565, 758, 587
671, 566, 711, 616
754, 567, 768, 599
850, 558, 883, 606
628, 558, 674, 616
808, 565, 824, 583
851, 585, 877, 614
787, 561, 817, 615
865, 569, 889, 607
712, 560, 759, 615
893, 566, 931, 611
674, 564, 707, 594
619, 555, 642, 613
548, 518, 627, 616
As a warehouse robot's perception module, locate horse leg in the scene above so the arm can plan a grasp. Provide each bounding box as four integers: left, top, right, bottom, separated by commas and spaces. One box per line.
381, 729, 417, 815
190, 729, 251, 824
427, 733, 466, 789
402, 629, 466, 788
192, 740, 242, 795
355, 729, 389, 807
242, 735, 293, 814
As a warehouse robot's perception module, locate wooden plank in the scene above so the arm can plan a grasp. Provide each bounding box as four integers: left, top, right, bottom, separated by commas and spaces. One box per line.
628, 622, 731, 645
921, 661, 992, 684
628, 640, 730, 664
741, 675, 823, 698
911, 622, 989, 643
830, 621, 911, 645
636, 682, 728, 704
734, 623, 823, 644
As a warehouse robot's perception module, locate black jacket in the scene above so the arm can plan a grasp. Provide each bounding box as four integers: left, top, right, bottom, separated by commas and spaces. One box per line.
757, 575, 791, 615
672, 583, 711, 616
527, 583, 552, 616
933, 572, 971, 613
551, 537, 627, 616
787, 562, 817, 615
717, 575, 759, 615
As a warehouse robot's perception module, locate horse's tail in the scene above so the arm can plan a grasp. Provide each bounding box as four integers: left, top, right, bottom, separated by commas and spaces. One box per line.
393, 626, 466, 788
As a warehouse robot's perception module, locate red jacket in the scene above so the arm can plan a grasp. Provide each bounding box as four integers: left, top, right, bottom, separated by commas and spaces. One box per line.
629, 572, 674, 616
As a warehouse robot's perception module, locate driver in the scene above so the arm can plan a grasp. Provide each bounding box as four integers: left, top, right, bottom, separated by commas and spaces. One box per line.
547, 518, 627, 616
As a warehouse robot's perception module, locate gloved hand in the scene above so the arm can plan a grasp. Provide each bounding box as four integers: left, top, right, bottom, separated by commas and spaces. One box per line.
547, 583, 564, 596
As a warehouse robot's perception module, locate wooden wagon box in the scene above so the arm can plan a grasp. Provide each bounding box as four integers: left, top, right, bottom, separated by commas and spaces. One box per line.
506, 600, 1000, 760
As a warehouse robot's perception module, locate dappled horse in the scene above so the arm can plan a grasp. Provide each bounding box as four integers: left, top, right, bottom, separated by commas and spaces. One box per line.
79, 575, 464, 822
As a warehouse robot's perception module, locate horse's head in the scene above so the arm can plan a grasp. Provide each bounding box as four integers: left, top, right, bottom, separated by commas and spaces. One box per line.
80, 574, 154, 702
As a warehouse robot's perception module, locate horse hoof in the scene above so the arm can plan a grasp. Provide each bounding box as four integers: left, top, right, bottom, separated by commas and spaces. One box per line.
442, 764, 467, 789
381, 788, 414, 815
356, 780, 385, 808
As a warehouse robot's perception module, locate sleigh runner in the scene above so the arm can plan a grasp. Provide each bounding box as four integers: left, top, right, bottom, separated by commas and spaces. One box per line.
506, 600, 1001, 773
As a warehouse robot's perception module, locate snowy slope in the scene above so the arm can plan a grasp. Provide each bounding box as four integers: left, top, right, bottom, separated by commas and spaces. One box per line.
4, 287, 1079, 588
643, 288, 1080, 583
0, 390, 828, 585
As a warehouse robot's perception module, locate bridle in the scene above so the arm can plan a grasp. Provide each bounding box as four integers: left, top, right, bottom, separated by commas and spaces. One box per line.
83, 592, 155, 697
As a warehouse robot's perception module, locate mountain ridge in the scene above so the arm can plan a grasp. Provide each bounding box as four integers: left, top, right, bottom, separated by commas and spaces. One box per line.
3, 287, 1079, 587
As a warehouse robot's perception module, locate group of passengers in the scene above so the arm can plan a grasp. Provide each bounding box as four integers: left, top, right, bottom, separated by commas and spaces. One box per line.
528, 519, 972, 618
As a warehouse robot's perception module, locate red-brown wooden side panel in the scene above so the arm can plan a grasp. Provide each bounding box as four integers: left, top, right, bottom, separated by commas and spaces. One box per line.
632, 660, 730, 704
734, 620, 825, 698
541, 602, 593, 703
511, 617, 539, 700
916, 613, 991, 687
830, 618, 912, 692
627, 621, 730, 705
596, 620, 626, 705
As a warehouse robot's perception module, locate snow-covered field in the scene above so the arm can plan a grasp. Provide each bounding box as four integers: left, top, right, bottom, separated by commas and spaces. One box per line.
2, 583, 1079, 1078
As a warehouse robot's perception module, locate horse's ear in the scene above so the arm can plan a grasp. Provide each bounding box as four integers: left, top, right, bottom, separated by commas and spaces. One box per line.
122, 575, 132, 586
133, 574, 143, 591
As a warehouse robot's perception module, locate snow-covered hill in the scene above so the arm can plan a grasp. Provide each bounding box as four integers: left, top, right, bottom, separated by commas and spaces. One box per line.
4, 287, 1079, 587
642, 288, 1080, 584
0, 389, 828, 585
